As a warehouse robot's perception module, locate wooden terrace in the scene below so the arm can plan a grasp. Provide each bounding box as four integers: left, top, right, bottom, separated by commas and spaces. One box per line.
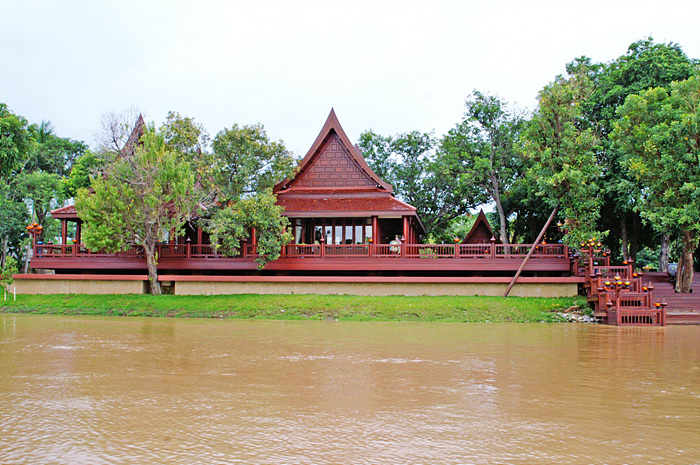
30, 241, 573, 274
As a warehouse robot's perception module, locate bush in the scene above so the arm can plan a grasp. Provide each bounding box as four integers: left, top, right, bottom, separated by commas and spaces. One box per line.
1, 256, 18, 289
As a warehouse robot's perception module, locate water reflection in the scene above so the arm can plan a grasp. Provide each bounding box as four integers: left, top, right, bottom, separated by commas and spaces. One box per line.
1, 316, 698, 464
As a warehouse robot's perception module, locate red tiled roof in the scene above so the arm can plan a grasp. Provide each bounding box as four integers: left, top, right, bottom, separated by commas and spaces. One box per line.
50, 204, 78, 218
277, 196, 416, 215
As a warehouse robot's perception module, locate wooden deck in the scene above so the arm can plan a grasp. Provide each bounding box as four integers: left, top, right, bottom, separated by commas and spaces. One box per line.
30, 242, 573, 274
645, 272, 700, 325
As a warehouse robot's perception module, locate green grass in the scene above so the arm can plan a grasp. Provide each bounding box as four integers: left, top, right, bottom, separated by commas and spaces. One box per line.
0, 293, 588, 323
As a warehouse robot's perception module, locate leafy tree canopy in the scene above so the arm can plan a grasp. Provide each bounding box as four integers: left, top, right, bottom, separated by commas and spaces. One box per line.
359, 129, 484, 241
440, 91, 525, 243
613, 75, 700, 292
76, 125, 210, 294
0, 103, 31, 178
522, 69, 602, 246
212, 124, 296, 200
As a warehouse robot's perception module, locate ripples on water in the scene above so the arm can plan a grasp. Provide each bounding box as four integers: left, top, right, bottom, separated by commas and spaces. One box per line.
1, 316, 699, 464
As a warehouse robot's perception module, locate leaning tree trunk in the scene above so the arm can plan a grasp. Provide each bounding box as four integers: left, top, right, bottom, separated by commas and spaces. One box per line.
144, 244, 162, 295
659, 232, 670, 273
677, 230, 695, 294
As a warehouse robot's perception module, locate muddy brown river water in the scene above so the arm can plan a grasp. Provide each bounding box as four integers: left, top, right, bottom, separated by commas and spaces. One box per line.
0, 315, 698, 464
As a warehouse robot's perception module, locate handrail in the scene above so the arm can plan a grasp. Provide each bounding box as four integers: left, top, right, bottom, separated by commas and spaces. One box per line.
33, 241, 572, 261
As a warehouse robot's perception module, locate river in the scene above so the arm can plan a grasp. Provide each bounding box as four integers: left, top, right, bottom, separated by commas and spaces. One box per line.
0, 315, 698, 464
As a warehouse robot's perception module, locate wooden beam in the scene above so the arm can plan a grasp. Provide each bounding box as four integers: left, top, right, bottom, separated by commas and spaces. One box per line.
503, 206, 559, 297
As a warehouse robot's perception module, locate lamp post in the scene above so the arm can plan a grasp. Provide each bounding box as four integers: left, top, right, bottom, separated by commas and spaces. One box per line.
599, 274, 631, 320
25, 222, 43, 250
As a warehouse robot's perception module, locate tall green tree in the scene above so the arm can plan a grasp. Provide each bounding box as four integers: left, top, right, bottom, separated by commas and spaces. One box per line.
440, 91, 525, 243
25, 121, 87, 177
522, 68, 601, 246
76, 126, 211, 294
612, 75, 700, 293
212, 124, 296, 198
578, 38, 697, 263
0, 104, 31, 272
0, 103, 31, 179
358, 130, 483, 240
205, 124, 296, 265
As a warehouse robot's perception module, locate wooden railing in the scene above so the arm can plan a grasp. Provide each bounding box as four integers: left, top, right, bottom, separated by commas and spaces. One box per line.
582, 256, 666, 326
35, 241, 570, 262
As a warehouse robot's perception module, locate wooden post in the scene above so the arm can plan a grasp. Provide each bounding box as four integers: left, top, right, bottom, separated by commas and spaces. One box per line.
490, 236, 496, 258
403, 216, 409, 243
61, 220, 67, 246
241, 240, 247, 258
320, 236, 325, 259
372, 216, 378, 244
504, 206, 558, 297
400, 237, 405, 259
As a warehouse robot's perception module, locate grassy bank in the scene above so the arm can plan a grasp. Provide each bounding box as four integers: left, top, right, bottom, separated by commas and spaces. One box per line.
1, 293, 589, 323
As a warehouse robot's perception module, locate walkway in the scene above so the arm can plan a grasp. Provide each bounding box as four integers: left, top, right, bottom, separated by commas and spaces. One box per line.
646, 272, 700, 325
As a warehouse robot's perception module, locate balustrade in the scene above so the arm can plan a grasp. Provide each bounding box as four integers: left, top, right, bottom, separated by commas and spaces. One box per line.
32, 241, 571, 262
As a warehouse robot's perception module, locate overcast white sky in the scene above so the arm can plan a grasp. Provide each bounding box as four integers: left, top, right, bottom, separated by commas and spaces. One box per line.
1, 0, 699, 156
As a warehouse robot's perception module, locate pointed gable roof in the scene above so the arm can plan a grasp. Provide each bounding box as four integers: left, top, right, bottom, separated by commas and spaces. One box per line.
462, 209, 498, 244
120, 114, 146, 158
274, 109, 393, 194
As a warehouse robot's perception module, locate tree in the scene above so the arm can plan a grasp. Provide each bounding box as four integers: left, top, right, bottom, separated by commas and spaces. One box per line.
612, 75, 700, 293
209, 191, 292, 267
63, 151, 104, 198
0, 104, 31, 272
0, 183, 26, 270
76, 126, 210, 294
0, 103, 30, 179
440, 91, 525, 243
206, 124, 296, 265
578, 38, 697, 263
212, 124, 296, 198
521, 68, 602, 246
358, 129, 483, 240
94, 106, 142, 155
25, 122, 87, 177
160, 111, 210, 156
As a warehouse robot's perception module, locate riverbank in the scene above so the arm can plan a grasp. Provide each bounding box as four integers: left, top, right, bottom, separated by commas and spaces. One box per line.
1, 293, 589, 322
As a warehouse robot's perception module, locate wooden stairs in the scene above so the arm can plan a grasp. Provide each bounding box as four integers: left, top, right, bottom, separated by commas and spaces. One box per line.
646, 272, 700, 325
581, 252, 666, 326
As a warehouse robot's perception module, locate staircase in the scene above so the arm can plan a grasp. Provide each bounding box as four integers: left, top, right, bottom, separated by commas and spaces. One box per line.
580, 251, 666, 326
646, 272, 700, 325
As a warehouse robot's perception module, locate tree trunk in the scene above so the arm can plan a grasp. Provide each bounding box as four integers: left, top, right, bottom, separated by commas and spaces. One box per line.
630, 213, 640, 261
23, 242, 31, 274
495, 199, 509, 245
145, 245, 162, 295
620, 217, 629, 262
1, 235, 7, 270
677, 230, 694, 293
659, 233, 670, 273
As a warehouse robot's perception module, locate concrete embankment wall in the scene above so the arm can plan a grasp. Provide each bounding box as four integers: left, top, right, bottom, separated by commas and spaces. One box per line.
11, 275, 148, 295
12, 274, 581, 298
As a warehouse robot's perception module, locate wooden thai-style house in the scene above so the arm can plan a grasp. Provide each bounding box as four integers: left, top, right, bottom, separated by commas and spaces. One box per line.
274, 109, 425, 248
28, 109, 573, 279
